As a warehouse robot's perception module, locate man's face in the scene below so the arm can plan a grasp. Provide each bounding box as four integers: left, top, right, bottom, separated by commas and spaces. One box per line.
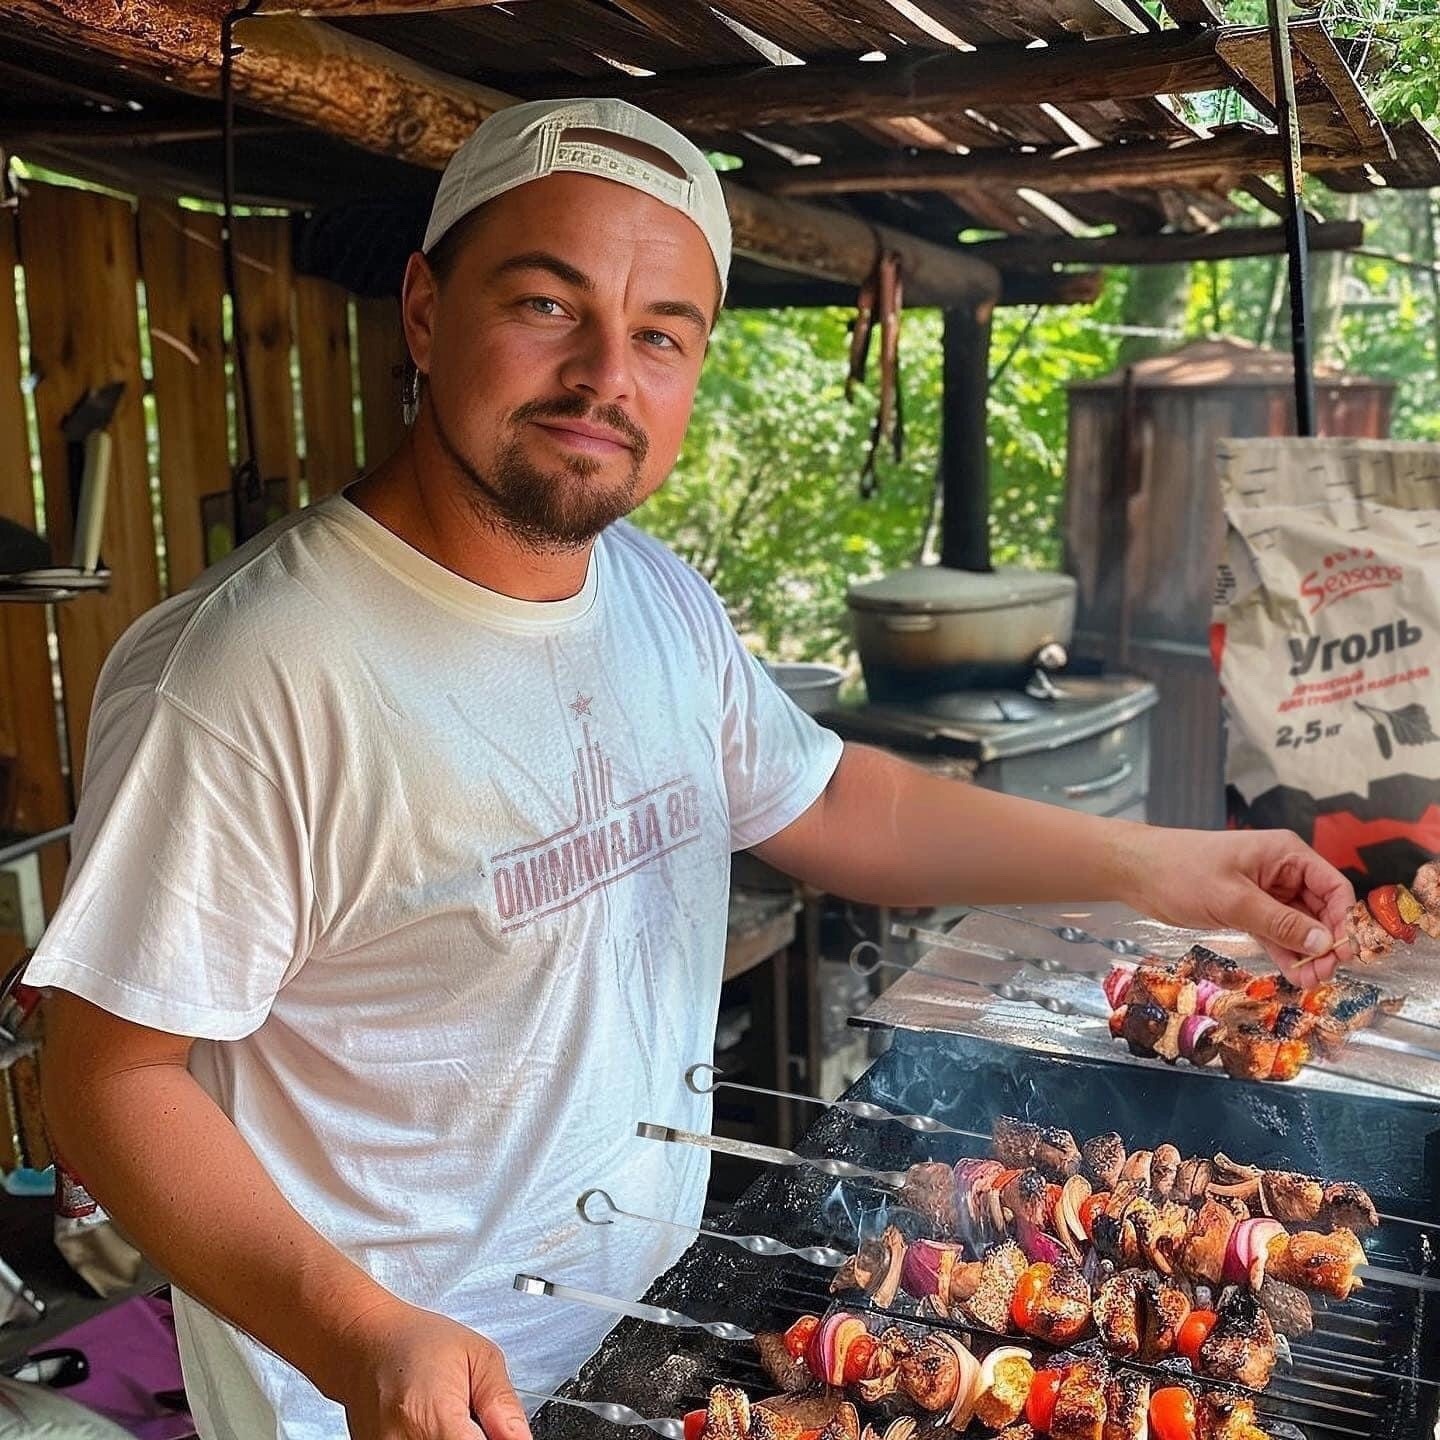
403, 171, 718, 551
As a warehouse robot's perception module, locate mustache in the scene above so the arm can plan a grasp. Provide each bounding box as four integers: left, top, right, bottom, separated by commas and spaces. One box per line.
509, 395, 650, 461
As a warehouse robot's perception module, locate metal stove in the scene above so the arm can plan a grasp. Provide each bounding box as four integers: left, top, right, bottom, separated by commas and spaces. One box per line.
819, 671, 1158, 820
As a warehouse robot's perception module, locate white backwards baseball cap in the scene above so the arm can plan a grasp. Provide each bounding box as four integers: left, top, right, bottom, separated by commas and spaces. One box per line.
423, 97, 732, 298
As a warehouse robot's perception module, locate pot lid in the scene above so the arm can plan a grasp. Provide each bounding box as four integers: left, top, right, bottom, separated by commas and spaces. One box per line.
847, 564, 1077, 615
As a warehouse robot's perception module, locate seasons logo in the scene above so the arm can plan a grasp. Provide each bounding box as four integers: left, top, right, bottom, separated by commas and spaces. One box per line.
1300, 547, 1403, 616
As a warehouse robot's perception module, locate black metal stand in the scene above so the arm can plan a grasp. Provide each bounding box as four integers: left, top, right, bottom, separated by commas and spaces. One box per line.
1266, 0, 1316, 437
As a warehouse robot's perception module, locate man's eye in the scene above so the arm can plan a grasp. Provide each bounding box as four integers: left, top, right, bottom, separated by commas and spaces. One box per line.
525, 297, 565, 316
639, 329, 678, 350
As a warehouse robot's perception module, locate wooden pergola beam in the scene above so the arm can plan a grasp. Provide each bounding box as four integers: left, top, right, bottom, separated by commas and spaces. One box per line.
1, 0, 1003, 306
971, 217, 1364, 268
609, 29, 1233, 131
756, 127, 1382, 201
256, 0, 513, 11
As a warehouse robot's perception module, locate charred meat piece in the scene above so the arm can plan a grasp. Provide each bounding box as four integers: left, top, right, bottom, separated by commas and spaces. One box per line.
997, 1427, 1037, 1440
831, 1226, 906, 1309
1083, 1132, 1127, 1191
755, 1332, 810, 1394
1199, 1289, 1277, 1389
950, 1259, 985, 1304
1346, 900, 1395, 966
897, 1339, 961, 1412
1196, 1390, 1266, 1440
1117, 1195, 1157, 1269
994, 1115, 1043, 1170
1102, 1372, 1150, 1440
1119, 1150, 1154, 1188
1022, 1260, 1093, 1345
1004, 1169, 1054, 1228
1128, 967, 1197, 1014
1266, 1228, 1366, 1300
1035, 1126, 1083, 1181
1413, 861, 1440, 938
1319, 1180, 1378, 1233
1258, 1277, 1314, 1338
965, 1239, 1029, 1334
1138, 1272, 1192, 1363
1324, 977, 1387, 1031
1259, 1170, 1324, 1223
1173, 1156, 1213, 1205
702, 1386, 752, 1440
1093, 1270, 1144, 1357
898, 1161, 958, 1233
1181, 945, 1248, 989
1217, 1022, 1281, 1082
1122, 1000, 1169, 1057
1051, 1359, 1109, 1440
754, 1395, 861, 1440
1179, 1199, 1239, 1287
1151, 1145, 1182, 1201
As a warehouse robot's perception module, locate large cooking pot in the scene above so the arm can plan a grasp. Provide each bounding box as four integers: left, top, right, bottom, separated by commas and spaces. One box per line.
847, 564, 1077, 700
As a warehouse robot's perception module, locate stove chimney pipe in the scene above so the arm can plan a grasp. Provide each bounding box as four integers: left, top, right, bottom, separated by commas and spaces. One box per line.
938, 302, 994, 573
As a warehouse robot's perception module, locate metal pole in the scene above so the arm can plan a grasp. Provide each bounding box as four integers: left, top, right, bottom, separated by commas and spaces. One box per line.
1266, 0, 1316, 436
0, 824, 72, 868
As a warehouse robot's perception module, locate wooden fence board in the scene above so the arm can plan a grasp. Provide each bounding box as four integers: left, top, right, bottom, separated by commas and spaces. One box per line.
17, 181, 160, 780
233, 215, 300, 515
294, 275, 357, 500
137, 199, 230, 592
354, 295, 409, 468
0, 208, 70, 957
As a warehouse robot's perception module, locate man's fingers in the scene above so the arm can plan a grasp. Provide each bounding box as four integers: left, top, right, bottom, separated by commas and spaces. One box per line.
1238, 886, 1335, 979
471, 1371, 531, 1440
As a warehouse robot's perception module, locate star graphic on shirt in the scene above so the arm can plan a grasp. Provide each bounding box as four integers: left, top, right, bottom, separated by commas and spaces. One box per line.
569, 693, 593, 718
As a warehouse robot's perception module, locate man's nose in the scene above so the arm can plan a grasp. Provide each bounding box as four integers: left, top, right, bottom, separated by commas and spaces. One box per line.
557, 318, 635, 406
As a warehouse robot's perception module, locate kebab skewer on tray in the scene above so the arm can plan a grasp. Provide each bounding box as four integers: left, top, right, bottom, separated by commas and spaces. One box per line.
1101, 944, 1407, 1082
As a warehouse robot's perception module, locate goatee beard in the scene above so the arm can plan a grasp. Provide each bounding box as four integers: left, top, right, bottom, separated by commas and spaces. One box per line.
431, 394, 650, 553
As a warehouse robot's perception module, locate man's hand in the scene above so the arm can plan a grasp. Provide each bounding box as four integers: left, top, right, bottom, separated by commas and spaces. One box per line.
326, 1296, 532, 1440
1111, 825, 1355, 987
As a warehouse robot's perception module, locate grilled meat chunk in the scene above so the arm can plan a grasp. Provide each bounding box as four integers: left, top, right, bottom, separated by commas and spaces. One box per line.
1139, 1272, 1192, 1364
1035, 1126, 1084, 1181
1258, 1277, 1314, 1338
898, 1162, 958, 1233
1119, 1150, 1153, 1188
897, 1340, 961, 1411
1128, 967, 1197, 1014
1266, 1227, 1366, 1300
994, 1116, 1043, 1170
1003, 1168, 1054, 1228
1179, 1199, 1239, 1287
756, 1396, 863, 1440
1051, 1359, 1109, 1440
1319, 1180, 1379, 1233
1102, 1372, 1150, 1440
1346, 900, 1394, 965
703, 1386, 752, 1439
1023, 1260, 1093, 1345
1093, 1270, 1144, 1357
965, 1239, 1029, 1333
1180, 944, 1248, 989
1413, 861, 1440, 938
1151, 1144, 1182, 1201
1197, 1390, 1266, 1440
1122, 1000, 1169, 1056
755, 1332, 810, 1393
831, 1225, 906, 1309
1199, 1289, 1277, 1389
1082, 1132, 1127, 1191
1259, 1170, 1324, 1223
1173, 1156, 1213, 1205
997, 1428, 1037, 1440
1217, 1022, 1281, 1081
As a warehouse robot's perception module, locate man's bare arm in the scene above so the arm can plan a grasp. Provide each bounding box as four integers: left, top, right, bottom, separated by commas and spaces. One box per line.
42, 991, 530, 1440
752, 743, 1354, 983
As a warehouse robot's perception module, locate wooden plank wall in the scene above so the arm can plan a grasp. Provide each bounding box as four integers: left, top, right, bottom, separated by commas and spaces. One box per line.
0, 176, 404, 954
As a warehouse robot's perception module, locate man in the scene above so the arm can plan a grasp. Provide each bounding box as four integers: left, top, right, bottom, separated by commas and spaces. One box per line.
29, 99, 1353, 1440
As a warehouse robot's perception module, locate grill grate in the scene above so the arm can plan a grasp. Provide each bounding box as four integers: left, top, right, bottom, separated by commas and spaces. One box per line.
532, 1030, 1439, 1440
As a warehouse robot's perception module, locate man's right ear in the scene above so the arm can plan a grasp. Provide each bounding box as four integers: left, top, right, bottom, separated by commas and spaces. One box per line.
400, 250, 438, 377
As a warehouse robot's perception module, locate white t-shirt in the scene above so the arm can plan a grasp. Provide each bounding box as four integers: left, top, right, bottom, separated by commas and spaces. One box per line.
26, 494, 843, 1440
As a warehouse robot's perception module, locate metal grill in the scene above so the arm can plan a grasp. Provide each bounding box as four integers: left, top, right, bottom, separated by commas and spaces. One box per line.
531, 1030, 1439, 1440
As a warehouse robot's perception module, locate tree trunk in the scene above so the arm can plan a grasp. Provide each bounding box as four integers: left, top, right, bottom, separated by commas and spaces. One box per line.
1114, 262, 1191, 367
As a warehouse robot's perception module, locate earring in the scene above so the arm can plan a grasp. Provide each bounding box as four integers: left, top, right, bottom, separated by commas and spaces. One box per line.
401, 362, 420, 427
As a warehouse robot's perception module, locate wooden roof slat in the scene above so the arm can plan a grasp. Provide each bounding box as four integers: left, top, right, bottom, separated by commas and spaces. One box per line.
1159, 0, 1224, 25
613, 29, 1232, 131
1314, 119, 1440, 193
914, 0, 1146, 45
709, 0, 896, 57
481, 0, 716, 76
1215, 20, 1390, 156
601, 0, 772, 65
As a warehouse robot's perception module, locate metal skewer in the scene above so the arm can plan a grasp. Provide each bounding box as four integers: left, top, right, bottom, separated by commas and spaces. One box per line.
685, 1062, 988, 1142
513, 1273, 754, 1340
636, 1120, 910, 1189
576, 1186, 849, 1269
965, 906, 1153, 954
514, 1389, 683, 1437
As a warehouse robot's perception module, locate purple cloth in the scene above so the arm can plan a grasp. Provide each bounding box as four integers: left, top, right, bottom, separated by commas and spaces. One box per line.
39, 1295, 195, 1440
